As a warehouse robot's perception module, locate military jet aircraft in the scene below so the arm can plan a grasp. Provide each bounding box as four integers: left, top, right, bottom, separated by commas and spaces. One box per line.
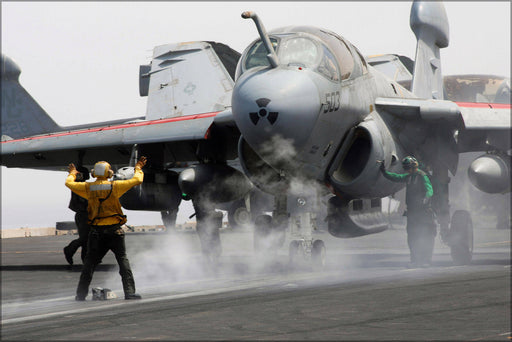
2, 1, 510, 267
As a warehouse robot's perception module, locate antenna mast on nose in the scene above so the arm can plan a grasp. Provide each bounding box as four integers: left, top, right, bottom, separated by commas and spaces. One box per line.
242, 11, 279, 68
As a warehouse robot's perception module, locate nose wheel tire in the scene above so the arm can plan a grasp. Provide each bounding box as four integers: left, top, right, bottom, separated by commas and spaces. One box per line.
228, 201, 251, 229
289, 240, 306, 266
311, 239, 326, 269
448, 210, 473, 265
289, 239, 326, 270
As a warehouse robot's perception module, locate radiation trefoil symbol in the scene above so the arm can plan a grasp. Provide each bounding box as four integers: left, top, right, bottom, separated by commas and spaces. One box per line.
249, 98, 279, 125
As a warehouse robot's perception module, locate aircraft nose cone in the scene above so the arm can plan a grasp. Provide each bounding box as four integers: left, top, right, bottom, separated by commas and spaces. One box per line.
232, 69, 320, 159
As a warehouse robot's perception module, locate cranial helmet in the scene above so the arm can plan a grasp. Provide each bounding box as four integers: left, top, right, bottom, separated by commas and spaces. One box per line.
91, 161, 113, 178
402, 156, 419, 169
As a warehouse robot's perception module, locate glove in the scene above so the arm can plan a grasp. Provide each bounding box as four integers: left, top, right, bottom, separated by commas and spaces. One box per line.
75, 172, 84, 181
377, 160, 385, 172
135, 156, 147, 169
68, 163, 78, 176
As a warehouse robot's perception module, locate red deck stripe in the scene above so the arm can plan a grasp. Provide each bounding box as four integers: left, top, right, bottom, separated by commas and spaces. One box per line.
1, 112, 219, 144
455, 102, 511, 109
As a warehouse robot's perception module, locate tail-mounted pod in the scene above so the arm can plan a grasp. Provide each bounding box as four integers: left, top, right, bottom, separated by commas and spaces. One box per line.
410, 1, 449, 48
1, 54, 21, 81
409, 1, 449, 99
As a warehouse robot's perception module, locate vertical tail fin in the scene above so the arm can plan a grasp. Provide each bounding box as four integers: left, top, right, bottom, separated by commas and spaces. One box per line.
410, 1, 449, 100
141, 41, 240, 121
1, 54, 61, 140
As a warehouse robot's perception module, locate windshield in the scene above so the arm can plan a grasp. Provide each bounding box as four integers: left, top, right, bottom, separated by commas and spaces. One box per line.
243, 35, 340, 82
279, 37, 319, 67
244, 38, 279, 69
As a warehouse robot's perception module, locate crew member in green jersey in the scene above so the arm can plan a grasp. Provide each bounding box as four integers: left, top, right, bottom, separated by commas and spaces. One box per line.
379, 156, 436, 268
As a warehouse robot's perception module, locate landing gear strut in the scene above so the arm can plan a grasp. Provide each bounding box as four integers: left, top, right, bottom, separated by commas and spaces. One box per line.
287, 187, 326, 270
161, 209, 177, 231
253, 196, 286, 253
250, 189, 325, 269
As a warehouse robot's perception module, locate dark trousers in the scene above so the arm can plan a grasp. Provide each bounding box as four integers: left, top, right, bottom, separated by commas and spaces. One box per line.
65, 211, 90, 263
193, 202, 222, 259
406, 209, 437, 264
76, 225, 136, 299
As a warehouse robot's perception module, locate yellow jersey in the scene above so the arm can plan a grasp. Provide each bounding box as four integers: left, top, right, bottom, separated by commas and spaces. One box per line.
65, 167, 143, 226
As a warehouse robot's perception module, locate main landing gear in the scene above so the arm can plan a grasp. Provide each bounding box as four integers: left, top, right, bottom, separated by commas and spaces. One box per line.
446, 210, 474, 265
433, 165, 473, 266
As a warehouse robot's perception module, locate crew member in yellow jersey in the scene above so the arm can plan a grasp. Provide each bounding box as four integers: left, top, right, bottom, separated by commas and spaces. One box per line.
66, 156, 147, 301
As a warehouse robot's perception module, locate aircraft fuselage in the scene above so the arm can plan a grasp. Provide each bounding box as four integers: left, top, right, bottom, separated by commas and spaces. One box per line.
232, 25, 415, 197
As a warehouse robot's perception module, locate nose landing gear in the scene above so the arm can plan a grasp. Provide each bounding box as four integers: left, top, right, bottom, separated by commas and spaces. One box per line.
287, 190, 326, 270
312, 239, 326, 268
252, 190, 326, 270
289, 238, 326, 269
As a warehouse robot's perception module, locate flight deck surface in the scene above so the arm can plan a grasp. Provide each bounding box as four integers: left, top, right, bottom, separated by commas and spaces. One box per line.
1, 226, 510, 340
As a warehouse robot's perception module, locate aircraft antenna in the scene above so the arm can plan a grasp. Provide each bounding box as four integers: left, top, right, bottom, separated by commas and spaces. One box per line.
241, 11, 279, 68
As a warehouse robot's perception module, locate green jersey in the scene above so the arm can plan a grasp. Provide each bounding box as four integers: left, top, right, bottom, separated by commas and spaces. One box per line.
382, 169, 433, 210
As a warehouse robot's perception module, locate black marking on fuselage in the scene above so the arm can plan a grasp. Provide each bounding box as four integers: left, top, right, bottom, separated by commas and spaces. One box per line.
249, 98, 279, 125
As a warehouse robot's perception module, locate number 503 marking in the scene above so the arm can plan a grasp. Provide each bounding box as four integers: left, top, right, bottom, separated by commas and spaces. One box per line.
324, 91, 340, 113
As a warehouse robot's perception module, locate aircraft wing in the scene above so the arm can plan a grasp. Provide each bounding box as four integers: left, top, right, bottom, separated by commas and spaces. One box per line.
1, 110, 237, 170
375, 97, 511, 152
455, 102, 510, 152
1, 41, 240, 171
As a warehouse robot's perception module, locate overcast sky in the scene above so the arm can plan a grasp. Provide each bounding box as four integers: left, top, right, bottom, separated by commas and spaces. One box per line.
1, 2, 510, 229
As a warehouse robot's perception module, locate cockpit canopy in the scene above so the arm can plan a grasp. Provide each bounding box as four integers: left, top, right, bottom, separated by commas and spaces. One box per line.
237, 29, 364, 83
